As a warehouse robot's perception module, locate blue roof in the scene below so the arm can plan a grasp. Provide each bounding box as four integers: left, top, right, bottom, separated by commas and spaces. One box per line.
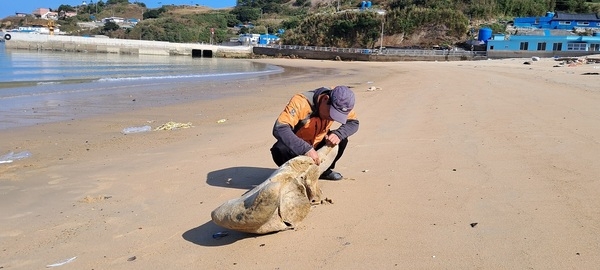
554, 12, 600, 21
513, 11, 600, 30
260, 34, 279, 39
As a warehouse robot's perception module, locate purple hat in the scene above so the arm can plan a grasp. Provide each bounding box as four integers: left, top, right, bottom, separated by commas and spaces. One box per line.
329, 86, 355, 124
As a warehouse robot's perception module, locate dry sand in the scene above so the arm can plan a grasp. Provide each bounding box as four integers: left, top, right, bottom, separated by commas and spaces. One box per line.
1, 57, 600, 269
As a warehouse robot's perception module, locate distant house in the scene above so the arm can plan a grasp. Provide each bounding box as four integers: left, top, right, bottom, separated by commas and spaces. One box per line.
259, 34, 280, 45
66, 12, 77, 18
15, 13, 28, 17
487, 12, 600, 58
102, 17, 125, 23
236, 23, 255, 29
513, 11, 600, 30
32, 8, 51, 19
486, 30, 600, 58
239, 33, 260, 45
11, 25, 61, 35
46, 12, 59, 20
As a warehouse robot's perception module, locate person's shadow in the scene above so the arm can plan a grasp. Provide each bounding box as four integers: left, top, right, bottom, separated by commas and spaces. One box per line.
205, 166, 275, 190
182, 166, 277, 246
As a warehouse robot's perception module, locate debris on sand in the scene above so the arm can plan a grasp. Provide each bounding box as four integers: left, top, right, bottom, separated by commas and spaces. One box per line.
46, 256, 77, 267
321, 198, 334, 204
154, 121, 193, 131
80, 195, 113, 203
122, 125, 151, 134
0, 151, 32, 164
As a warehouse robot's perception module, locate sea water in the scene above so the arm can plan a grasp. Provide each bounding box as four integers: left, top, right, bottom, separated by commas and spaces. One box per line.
0, 43, 277, 85
0, 42, 282, 129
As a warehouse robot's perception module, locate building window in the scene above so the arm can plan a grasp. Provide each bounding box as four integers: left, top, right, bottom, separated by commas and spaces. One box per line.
558, 21, 571, 25
577, 22, 590, 26
567, 43, 587, 51
520, 42, 529, 50
490, 45, 494, 50
591, 44, 600, 52
537, 42, 547, 51
553, 43, 563, 51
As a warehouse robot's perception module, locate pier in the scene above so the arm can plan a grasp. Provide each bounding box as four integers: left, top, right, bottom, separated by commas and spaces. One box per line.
3, 32, 253, 58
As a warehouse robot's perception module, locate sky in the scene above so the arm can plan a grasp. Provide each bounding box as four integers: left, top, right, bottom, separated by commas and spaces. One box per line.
0, 0, 237, 20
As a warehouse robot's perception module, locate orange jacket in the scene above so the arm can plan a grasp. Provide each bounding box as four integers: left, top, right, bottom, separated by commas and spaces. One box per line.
273, 87, 359, 155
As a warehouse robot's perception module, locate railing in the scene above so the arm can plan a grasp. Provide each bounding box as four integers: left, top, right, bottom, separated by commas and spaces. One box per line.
257, 44, 487, 58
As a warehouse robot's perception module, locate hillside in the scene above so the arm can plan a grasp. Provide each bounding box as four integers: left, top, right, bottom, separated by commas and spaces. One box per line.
2, 0, 599, 49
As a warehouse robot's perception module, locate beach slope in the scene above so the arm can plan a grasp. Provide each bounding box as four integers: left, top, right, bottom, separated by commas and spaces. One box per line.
1, 58, 600, 269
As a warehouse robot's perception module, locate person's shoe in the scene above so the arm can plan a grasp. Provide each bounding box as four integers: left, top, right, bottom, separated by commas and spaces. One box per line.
320, 169, 343, 180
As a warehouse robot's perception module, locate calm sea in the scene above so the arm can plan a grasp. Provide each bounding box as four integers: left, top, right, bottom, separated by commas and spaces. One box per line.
0, 42, 278, 86
0, 42, 282, 129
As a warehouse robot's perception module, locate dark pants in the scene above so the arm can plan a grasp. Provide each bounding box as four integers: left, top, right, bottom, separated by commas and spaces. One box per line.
270, 138, 348, 171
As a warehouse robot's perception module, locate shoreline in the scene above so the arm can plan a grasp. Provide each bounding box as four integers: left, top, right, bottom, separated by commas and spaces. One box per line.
0, 78, 100, 89
1, 58, 600, 269
0, 61, 287, 130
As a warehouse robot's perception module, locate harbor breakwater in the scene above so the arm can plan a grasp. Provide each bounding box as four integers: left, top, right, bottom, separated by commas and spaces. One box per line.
3, 32, 252, 58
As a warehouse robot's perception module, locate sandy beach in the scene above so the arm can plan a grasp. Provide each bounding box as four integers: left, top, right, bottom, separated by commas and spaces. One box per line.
1, 57, 600, 269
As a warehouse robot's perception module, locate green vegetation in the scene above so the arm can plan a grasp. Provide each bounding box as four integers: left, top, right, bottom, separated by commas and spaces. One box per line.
1, 0, 599, 48
129, 12, 233, 43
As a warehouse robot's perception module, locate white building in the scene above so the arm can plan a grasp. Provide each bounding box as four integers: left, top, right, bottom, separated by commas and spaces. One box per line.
13, 25, 60, 35
102, 17, 125, 23
239, 34, 260, 45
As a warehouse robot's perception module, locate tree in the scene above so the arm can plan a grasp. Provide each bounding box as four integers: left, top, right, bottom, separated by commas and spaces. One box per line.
133, 1, 146, 8
143, 7, 166, 19
293, 0, 310, 7
107, 0, 129, 4
281, 17, 301, 30
103, 21, 120, 32
144, 9, 161, 19
231, 6, 261, 22
58, 5, 76, 13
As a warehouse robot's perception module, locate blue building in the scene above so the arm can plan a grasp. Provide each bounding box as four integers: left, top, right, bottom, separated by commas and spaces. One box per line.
259, 34, 280, 45
486, 30, 600, 58
513, 11, 600, 30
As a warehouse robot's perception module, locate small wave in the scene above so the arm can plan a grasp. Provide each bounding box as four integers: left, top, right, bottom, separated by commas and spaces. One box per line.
96, 69, 281, 82
36, 81, 61, 85
0, 65, 284, 100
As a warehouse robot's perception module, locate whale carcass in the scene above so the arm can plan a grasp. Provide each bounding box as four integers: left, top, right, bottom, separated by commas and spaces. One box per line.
211, 145, 338, 234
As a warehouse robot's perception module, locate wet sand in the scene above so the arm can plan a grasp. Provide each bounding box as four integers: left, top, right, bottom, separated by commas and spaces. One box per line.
1, 57, 600, 269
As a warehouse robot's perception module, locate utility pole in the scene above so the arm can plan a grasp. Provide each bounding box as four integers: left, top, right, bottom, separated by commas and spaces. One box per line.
378, 10, 385, 53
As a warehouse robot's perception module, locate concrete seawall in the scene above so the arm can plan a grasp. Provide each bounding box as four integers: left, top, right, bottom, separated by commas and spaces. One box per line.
3, 32, 253, 58
253, 46, 480, 62
3, 32, 486, 61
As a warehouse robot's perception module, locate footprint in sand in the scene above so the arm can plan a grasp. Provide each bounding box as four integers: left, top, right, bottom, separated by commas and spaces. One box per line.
47, 174, 66, 185
0, 230, 23, 237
